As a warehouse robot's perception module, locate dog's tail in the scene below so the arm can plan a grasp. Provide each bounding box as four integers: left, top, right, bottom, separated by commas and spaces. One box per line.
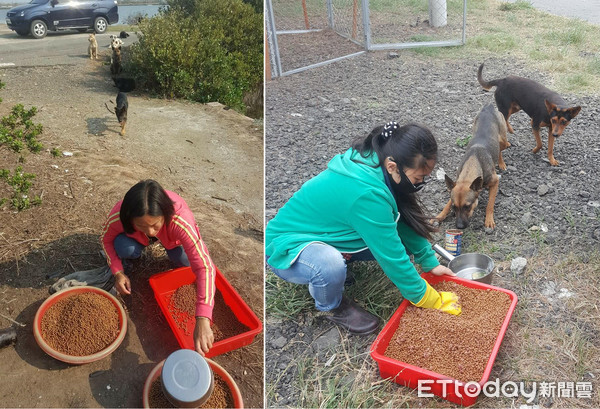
105, 102, 115, 114
477, 63, 500, 91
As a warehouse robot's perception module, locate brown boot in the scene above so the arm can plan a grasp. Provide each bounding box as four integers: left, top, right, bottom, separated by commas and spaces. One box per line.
324, 295, 379, 335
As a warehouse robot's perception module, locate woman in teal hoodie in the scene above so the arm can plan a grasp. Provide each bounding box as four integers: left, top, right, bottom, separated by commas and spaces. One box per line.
265, 122, 461, 335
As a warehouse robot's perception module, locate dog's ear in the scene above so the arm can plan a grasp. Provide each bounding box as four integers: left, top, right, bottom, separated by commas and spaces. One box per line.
444, 174, 456, 191
567, 106, 581, 119
470, 176, 483, 192
544, 100, 558, 113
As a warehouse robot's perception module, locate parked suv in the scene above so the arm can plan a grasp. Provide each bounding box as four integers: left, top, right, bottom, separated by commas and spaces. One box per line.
5, 0, 119, 39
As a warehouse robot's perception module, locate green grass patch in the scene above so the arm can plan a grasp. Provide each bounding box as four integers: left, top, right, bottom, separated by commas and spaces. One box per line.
455, 133, 471, 148
471, 33, 518, 52
498, 0, 533, 11
265, 270, 313, 319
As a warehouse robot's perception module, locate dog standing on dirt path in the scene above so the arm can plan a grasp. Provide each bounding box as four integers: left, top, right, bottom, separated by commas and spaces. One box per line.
88, 33, 98, 60
477, 63, 581, 166
110, 45, 122, 76
105, 92, 128, 136
436, 103, 509, 230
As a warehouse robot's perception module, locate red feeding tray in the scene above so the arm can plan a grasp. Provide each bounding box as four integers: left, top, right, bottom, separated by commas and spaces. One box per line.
149, 266, 262, 358
370, 273, 518, 407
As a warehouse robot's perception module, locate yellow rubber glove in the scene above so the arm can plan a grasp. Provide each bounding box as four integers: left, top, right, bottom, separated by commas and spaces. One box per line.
411, 282, 462, 315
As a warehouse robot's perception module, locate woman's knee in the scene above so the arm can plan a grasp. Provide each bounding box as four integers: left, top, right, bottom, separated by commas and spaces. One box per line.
304, 245, 347, 286
113, 234, 143, 259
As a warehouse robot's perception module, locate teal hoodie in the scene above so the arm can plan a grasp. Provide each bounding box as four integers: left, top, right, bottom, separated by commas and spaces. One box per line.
265, 148, 440, 304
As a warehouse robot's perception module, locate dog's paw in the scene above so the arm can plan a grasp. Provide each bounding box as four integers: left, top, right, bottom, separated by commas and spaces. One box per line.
484, 218, 495, 230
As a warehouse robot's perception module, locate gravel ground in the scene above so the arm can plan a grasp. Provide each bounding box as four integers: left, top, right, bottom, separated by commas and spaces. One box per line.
265, 52, 600, 407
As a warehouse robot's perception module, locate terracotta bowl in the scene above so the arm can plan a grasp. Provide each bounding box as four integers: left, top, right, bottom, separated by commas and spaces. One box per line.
143, 357, 244, 408
33, 286, 127, 364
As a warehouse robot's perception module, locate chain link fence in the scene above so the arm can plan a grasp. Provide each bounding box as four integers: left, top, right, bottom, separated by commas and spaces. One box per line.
266, 0, 466, 77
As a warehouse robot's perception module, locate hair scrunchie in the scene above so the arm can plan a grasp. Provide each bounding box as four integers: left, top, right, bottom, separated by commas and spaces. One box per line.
381, 121, 399, 139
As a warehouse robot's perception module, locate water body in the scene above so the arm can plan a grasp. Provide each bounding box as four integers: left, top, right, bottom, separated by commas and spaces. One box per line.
0, 4, 163, 24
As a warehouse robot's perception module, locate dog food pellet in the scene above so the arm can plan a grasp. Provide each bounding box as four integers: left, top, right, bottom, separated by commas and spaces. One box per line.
148, 372, 234, 408
384, 281, 512, 382
168, 283, 249, 340
41, 292, 120, 356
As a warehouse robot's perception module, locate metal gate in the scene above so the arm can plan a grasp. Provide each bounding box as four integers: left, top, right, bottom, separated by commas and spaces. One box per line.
266, 0, 467, 77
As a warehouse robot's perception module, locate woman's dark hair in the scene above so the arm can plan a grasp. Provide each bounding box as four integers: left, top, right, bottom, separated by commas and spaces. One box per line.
352, 122, 438, 239
120, 179, 175, 234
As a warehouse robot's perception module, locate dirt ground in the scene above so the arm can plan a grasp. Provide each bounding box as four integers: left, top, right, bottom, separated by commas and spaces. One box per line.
0, 47, 264, 407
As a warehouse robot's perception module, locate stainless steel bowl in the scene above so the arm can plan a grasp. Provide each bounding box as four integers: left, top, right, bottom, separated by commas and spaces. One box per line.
433, 244, 494, 284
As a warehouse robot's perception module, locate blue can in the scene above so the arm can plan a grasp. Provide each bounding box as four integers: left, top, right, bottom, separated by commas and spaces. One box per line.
444, 229, 463, 256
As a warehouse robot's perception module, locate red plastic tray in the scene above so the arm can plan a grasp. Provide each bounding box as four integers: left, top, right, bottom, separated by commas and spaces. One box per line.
148, 266, 262, 358
370, 273, 518, 407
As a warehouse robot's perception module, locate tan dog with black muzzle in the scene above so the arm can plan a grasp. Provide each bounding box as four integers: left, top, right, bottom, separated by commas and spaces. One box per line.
436, 103, 509, 230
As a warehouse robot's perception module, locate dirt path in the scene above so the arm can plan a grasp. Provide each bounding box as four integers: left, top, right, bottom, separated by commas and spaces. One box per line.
0, 46, 264, 407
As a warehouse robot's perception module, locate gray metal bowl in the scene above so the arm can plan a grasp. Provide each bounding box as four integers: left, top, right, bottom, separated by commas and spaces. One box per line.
433, 244, 494, 285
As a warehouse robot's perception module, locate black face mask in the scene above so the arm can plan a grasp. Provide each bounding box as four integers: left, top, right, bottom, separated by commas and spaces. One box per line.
389, 167, 427, 195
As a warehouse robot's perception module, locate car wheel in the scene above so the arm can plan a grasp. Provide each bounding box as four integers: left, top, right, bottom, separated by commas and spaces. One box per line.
16, 29, 29, 36
30, 19, 47, 39
94, 17, 108, 34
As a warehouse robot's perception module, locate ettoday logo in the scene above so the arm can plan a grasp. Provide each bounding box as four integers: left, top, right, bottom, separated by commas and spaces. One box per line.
418, 379, 593, 403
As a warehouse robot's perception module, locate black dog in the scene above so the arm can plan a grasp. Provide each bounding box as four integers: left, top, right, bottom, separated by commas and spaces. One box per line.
115, 92, 128, 136
119, 30, 129, 39
105, 92, 128, 136
113, 77, 136, 93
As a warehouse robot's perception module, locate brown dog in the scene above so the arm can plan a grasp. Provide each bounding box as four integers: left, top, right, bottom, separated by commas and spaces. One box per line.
88, 33, 98, 60
478, 63, 581, 166
436, 103, 509, 230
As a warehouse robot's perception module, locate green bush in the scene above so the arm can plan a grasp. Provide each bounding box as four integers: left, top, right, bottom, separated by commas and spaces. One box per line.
128, 0, 263, 113
0, 166, 41, 211
0, 86, 45, 211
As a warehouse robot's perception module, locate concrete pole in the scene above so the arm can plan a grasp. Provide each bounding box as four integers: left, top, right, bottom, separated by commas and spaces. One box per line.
429, 0, 447, 27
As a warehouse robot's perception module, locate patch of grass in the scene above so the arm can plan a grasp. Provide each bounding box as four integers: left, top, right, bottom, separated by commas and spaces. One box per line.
397, 0, 600, 95
470, 33, 518, 52
408, 35, 442, 57
346, 261, 403, 320
498, 0, 533, 11
265, 270, 313, 319
50, 147, 61, 157
588, 57, 600, 75
563, 207, 577, 230
455, 133, 471, 148
544, 26, 586, 46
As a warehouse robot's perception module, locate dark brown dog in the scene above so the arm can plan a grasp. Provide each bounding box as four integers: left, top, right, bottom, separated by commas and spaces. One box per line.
110, 46, 122, 76
478, 63, 581, 166
436, 103, 509, 230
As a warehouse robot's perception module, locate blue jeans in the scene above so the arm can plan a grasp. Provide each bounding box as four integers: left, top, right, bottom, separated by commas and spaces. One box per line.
267, 242, 374, 312
113, 234, 190, 270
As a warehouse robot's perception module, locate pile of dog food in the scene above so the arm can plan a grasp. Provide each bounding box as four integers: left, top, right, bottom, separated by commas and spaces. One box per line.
385, 281, 512, 382
148, 373, 234, 408
167, 283, 249, 339
40, 293, 119, 356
